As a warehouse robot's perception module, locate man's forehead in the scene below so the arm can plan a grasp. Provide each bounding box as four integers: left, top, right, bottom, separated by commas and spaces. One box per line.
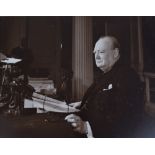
94, 38, 113, 50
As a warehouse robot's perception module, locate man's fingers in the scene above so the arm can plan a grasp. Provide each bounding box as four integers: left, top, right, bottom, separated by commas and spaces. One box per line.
65, 115, 86, 134
64, 114, 75, 120
69, 101, 81, 108
65, 114, 77, 123
65, 114, 81, 123
66, 118, 76, 123
72, 122, 78, 127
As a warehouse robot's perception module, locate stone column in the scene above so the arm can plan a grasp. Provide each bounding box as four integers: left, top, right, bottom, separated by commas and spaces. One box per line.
72, 16, 93, 101
137, 16, 144, 74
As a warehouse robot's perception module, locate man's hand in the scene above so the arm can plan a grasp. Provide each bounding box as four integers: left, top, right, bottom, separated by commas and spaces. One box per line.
69, 101, 81, 109
65, 114, 87, 134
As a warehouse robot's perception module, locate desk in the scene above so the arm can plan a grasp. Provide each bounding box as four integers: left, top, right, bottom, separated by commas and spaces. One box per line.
0, 113, 83, 138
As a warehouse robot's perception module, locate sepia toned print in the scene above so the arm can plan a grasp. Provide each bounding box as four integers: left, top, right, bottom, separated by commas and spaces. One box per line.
0, 16, 154, 138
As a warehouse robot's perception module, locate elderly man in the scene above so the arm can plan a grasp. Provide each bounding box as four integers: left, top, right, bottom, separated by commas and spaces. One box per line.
65, 36, 144, 138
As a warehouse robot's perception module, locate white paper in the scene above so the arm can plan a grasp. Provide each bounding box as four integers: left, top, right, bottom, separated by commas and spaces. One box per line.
1, 57, 22, 64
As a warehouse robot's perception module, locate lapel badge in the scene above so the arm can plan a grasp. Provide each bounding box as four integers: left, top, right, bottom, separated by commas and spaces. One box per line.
103, 83, 113, 91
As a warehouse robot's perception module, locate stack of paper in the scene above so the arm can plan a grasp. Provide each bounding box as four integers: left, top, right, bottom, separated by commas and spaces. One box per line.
24, 93, 79, 113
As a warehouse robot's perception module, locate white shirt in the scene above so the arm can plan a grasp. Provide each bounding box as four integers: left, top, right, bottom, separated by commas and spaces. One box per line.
86, 121, 94, 138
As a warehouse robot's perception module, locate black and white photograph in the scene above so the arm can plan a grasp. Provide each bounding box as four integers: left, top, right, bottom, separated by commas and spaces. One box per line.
0, 16, 155, 138
1, 0, 155, 155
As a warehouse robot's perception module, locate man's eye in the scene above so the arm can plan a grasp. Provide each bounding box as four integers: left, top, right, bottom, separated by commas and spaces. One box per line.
99, 51, 105, 53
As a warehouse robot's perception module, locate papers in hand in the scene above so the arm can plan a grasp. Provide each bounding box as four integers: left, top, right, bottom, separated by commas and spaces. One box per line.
69, 101, 81, 108
1, 57, 22, 64
24, 92, 80, 113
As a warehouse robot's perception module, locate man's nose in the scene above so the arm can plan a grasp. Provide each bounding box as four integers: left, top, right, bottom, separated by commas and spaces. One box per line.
95, 52, 100, 59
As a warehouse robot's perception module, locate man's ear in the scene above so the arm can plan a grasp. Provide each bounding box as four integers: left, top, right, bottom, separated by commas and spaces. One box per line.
113, 48, 119, 58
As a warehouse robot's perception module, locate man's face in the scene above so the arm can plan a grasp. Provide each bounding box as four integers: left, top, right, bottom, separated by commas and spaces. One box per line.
94, 38, 116, 72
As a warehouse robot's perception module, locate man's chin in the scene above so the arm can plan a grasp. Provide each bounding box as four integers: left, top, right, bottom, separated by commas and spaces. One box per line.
96, 64, 106, 71
96, 64, 104, 68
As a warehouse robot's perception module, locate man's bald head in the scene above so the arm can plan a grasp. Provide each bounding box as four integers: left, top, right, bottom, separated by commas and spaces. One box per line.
98, 36, 120, 50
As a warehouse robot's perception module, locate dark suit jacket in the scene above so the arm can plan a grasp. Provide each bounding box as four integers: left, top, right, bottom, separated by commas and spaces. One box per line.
80, 62, 144, 138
